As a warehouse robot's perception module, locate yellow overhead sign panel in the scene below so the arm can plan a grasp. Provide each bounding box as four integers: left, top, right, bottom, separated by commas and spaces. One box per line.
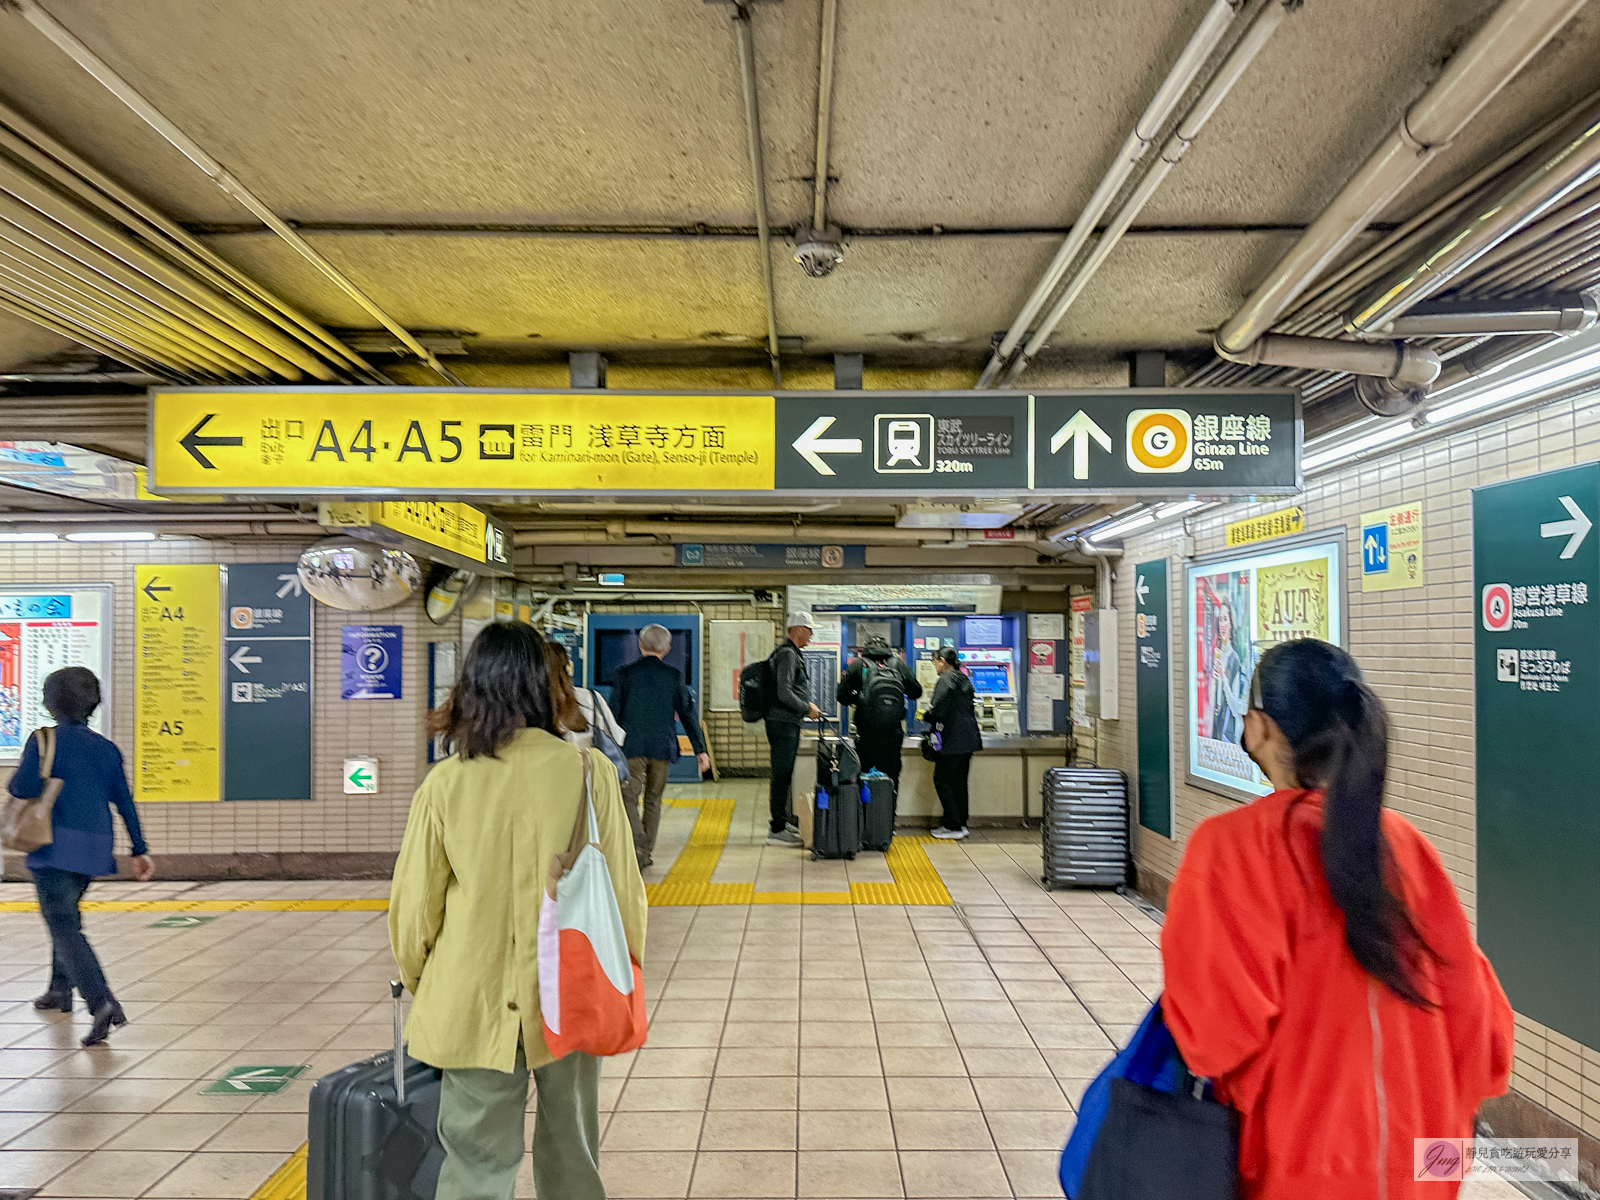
1224, 506, 1304, 549
321, 500, 493, 563
151, 391, 776, 493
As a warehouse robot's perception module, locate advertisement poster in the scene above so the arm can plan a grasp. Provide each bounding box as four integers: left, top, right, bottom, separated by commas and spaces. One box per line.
1069, 595, 1092, 729
1, 589, 110, 763
1186, 535, 1343, 799
709, 620, 774, 711
1362, 501, 1425, 592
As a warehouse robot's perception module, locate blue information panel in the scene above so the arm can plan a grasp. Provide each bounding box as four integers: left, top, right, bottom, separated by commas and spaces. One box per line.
342, 625, 404, 699
224, 564, 312, 800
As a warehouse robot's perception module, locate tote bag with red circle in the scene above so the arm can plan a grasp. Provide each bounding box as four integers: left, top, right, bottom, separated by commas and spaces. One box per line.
537, 750, 648, 1058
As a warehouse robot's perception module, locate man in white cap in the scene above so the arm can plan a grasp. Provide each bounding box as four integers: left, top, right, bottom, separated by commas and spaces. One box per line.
764, 611, 820, 846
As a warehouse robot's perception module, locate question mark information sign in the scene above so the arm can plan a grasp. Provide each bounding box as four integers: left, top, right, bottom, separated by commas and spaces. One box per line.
134, 564, 222, 802
341, 625, 403, 700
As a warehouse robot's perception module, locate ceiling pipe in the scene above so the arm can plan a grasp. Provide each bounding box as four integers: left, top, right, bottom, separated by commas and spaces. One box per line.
1346, 104, 1600, 335
975, 0, 1247, 388
728, 1, 784, 387
0, 101, 377, 379
1216, 331, 1440, 385
513, 522, 1048, 547
792, 0, 844, 278
1002, 0, 1293, 386
1371, 292, 1600, 337
0, 293, 169, 373
1216, 0, 1590, 356
5, 0, 458, 385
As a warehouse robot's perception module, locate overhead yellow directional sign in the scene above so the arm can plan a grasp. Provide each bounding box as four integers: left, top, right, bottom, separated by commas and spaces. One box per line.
151, 390, 776, 494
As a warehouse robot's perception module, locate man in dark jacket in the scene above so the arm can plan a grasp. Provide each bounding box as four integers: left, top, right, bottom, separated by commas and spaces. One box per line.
836, 635, 921, 784
764, 611, 820, 847
611, 623, 709, 868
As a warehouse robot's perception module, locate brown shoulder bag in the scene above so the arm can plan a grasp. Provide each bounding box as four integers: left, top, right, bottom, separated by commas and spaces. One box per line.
1, 726, 63, 853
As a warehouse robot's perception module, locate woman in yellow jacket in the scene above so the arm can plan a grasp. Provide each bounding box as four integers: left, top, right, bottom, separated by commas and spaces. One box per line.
390, 622, 646, 1200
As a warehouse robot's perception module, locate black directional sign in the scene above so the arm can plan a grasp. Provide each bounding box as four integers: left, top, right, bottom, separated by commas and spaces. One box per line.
223, 563, 312, 801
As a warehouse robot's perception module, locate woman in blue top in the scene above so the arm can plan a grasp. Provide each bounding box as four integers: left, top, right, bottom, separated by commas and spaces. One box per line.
7, 667, 153, 1046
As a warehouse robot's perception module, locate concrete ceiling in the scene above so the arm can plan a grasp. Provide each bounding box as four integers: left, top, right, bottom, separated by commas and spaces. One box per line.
0, 0, 1597, 377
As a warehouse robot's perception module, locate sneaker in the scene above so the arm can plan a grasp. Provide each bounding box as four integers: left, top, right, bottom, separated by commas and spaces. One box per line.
930, 827, 969, 840
766, 828, 804, 847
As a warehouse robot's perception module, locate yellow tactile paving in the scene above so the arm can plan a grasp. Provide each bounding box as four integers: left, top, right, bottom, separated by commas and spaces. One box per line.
645, 798, 953, 907
249, 1142, 307, 1200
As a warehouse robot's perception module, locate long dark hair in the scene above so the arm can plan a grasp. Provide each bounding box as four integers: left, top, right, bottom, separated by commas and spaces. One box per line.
1253, 639, 1438, 1007
429, 622, 556, 759
543, 641, 588, 733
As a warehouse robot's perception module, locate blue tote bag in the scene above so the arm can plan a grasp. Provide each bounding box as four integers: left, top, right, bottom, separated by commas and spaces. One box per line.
1059, 997, 1237, 1200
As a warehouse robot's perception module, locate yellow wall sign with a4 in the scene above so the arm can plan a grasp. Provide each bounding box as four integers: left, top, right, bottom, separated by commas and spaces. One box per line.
134, 564, 222, 801
1224, 506, 1304, 549
151, 391, 777, 494
1361, 501, 1424, 592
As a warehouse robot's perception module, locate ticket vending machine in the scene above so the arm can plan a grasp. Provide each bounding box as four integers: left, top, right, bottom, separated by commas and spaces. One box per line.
584, 613, 704, 782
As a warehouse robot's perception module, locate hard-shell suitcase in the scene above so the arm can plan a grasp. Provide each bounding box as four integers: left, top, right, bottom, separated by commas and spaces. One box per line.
1041, 766, 1129, 889
307, 982, 445, 1200
859, 770, 895, 852
811, 720, 861, 860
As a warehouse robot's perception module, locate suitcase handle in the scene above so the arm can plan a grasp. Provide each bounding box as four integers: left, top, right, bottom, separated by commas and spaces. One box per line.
391, 980, 405, 1104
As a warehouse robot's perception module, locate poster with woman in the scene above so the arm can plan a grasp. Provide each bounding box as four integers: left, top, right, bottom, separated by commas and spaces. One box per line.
1185, 534, 1343, 799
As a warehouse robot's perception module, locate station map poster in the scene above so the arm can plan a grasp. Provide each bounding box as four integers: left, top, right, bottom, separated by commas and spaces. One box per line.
1184, 533, 1343, 800
1474, 462, 1599, 1050
0, 587, 110, 763
708, 620, 775, 712
134, 565, 222, 802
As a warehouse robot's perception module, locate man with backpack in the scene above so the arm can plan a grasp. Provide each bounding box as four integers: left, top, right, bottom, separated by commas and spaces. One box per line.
760, 612, 819, 847
836, 635, 921, 784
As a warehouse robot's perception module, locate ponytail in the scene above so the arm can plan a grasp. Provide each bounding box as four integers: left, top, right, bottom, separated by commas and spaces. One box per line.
1255, 640, 1438, 1007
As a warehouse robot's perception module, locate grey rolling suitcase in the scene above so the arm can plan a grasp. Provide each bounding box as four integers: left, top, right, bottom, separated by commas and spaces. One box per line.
1041, 766, 1129, 889
307, 982, 444, 1200
811, 720, 861, 860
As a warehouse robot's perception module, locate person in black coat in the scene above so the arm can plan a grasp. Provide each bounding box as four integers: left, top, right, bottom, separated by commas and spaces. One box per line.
923, 647, 982, 839
835, 635, 921, 784
610, 624, 708, 868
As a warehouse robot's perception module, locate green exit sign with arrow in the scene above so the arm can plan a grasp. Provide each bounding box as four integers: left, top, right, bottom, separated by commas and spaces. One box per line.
344, 756, 378, 794
202, 1064, 307, 1095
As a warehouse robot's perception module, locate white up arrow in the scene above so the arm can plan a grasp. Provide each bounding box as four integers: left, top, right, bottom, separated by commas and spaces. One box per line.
792, 416, 862, 476
1049, 410, 1112, 480
230, 645, 262, 673
1540, 495, 1593, 560
276, 573, 304, 599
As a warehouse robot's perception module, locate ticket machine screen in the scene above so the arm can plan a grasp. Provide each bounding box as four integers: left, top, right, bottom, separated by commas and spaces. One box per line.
968, 664, 1011, 695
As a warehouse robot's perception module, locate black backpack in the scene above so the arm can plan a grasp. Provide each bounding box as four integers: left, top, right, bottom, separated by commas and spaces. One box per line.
858, 659, 907, 728
739, 655, 777, 723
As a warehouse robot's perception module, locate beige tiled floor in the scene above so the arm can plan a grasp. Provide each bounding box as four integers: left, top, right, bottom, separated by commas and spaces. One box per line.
0, 781, 1525, 1198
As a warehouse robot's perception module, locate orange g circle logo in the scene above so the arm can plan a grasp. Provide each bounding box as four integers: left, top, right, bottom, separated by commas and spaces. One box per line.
1125, 408, 1193, 473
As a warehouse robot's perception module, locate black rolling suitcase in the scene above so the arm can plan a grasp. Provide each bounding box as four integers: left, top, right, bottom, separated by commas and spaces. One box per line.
1041, 766, 1129, 889
811, 720, 861, 860
308, 982, 444, 1200
859, 770, 895, 852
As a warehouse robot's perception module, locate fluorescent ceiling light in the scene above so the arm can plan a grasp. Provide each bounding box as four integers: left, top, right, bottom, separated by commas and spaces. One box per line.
1093, 511, 1157, 541
1302, 421, 1414, 473
0, 532, 59, 542
1155, 500, 1206, 519
64, 530, 157, 542
1425, 346, 1600, 426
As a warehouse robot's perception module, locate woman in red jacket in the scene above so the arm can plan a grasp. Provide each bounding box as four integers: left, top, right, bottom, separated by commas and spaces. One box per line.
1162, 639, 1514, 1199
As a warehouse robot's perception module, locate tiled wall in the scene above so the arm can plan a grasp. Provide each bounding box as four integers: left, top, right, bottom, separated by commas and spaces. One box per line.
0, 536, 444, 859
1096, 387, 1600, 1140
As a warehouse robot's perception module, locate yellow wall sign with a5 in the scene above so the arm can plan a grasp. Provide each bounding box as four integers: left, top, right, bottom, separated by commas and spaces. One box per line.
134, 564, 222, 801
151, 391, 777, 494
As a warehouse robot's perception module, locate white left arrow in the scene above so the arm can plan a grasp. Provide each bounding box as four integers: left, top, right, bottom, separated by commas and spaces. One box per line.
276, 573, 304, 599
1049, 410, 1112, 480
230, 645, 262, 673
226, 1068, 286, 1091
1541, 495, 1593, 560
1136, 575, 1149, 606
792, 416, 862, 477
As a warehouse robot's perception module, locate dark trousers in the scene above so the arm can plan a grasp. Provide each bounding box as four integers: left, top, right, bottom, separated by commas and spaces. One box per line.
933, 753, 973, 831
765, 720, 802, 833
853, 725, 904, 784
34, 867, 111, 1010
620, 757, 671, 865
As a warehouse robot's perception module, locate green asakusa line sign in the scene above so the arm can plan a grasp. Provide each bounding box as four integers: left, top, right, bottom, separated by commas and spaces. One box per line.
1474, 461, 1599, 1051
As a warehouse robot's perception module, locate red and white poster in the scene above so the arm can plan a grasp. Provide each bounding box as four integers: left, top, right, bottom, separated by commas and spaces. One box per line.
1028, 640, 1056, 671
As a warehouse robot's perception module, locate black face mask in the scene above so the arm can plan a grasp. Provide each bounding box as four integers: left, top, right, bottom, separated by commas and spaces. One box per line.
1240, 666, 1265, 750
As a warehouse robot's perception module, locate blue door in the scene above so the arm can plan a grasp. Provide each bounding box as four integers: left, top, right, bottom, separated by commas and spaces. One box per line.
584, 614, 705, 782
